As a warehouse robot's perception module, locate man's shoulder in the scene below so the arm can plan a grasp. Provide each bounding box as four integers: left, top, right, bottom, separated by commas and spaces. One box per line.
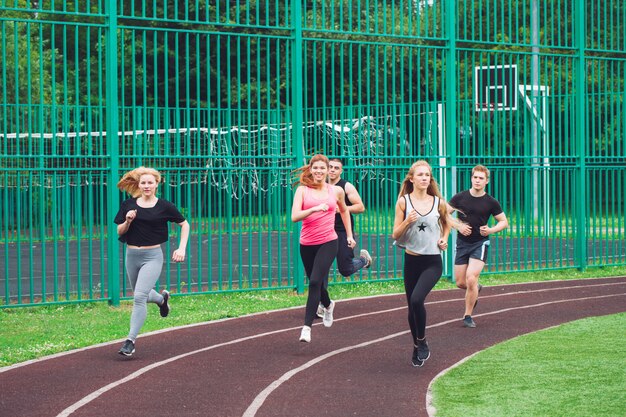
450, 190, 470, 200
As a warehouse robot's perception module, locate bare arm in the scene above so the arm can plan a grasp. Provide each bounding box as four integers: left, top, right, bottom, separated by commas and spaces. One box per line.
172, 220, 190, 262
117, 209, 137, 236
344, 182, 365, 214
336, 187, 356, 248
291, 186, 327, 223
480, 212, 508, 236
437, 200, 451, 251
447, 203, 471, 236
392, 196, 418, 240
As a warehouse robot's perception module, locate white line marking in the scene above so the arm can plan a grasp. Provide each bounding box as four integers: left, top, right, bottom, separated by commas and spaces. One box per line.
42, 281, 625, 416
243, 292, 626, 417
3, 278, 622, 374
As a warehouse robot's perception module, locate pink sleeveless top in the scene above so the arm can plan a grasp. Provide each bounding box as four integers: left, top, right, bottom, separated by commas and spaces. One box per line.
300, 183, 339, 245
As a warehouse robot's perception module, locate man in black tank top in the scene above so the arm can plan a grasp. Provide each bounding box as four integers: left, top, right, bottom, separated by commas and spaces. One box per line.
328, 159, 373, 276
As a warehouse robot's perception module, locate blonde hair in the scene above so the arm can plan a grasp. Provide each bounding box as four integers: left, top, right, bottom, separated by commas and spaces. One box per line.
472, 164, 490, 179
398, 160, 453, 230
292, 154, 329, 188
117, 166, 162, 197
398, 160, 443, 199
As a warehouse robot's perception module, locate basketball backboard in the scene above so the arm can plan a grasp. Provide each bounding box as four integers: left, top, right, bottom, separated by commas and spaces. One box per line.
474, 64, 518, 111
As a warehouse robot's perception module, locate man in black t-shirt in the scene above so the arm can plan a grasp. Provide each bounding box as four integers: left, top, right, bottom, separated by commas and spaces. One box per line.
448, 165, 508, 328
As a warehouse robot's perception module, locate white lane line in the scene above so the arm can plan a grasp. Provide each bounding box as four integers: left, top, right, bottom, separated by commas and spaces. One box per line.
244, 292, 626, 417
52, 284, 625, 416
4, 279, 623, 375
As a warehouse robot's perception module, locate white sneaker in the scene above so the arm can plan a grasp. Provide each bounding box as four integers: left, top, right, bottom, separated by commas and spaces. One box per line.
299, 326, 311, 343
360, 249, 373, 269
323, 301, 335, 328
316, 303, 324, 318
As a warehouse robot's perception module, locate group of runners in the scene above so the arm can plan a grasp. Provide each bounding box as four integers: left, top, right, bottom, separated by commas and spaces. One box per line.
113, 156, 507, 367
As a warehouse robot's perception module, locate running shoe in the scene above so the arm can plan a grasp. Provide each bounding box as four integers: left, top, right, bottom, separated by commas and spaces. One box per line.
316, 303, 324, 318
360, 249, 373, 269
159, 290, 170, 318
416, 338, 430, 362
463, 315, 476, 328
411, 345, 424, 367
299, 326, 311, 343
322, 300, 335, 328
118, 339, 135, 357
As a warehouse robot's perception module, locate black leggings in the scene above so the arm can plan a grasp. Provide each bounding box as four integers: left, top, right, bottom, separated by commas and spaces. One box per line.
403, 253, 442, 343
300, 240, 338, 326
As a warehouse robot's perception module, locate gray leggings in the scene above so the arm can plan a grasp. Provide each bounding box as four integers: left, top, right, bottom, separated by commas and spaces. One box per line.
125, 247, 165, 341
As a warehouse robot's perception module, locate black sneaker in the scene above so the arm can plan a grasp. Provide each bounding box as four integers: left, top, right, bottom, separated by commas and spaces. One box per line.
417, 338, 430, 362
463, 315, 476, 328
473, 284, 483, 309
159, 290, 170, 318
411, 345, 424, 367
118, 339, 135, 357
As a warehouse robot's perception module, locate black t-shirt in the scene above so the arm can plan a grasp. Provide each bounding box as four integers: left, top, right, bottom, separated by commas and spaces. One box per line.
114, 198, 185, 246
333, 179, 355, 233
449, 190, 503, 243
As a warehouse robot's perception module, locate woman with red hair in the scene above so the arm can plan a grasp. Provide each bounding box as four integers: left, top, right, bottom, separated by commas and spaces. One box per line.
291, 155, 355, 343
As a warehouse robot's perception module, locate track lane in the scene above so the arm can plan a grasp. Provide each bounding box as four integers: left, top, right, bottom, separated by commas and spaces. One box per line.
0, 277, 624, 417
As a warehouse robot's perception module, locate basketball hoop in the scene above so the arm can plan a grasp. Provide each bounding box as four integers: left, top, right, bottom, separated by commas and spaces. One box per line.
476, 102, 496, 119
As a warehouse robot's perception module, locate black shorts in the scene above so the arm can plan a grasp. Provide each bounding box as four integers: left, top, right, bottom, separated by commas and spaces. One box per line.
454, 239, 490, 265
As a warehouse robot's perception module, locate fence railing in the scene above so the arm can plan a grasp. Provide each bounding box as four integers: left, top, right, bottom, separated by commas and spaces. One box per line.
1, 0, 624, 307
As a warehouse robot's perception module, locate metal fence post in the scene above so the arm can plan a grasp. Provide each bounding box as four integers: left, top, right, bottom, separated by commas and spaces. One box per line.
575, 0, 587, 271
106, 0, 121, 305
291, 0, 305, 294
445, 0, 458, 279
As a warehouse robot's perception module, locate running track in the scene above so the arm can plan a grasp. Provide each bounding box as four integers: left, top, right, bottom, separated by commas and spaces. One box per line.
1, 277, 625, 417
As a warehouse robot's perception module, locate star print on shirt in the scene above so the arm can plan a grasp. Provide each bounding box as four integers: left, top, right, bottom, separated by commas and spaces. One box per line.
417, 223, 427, 231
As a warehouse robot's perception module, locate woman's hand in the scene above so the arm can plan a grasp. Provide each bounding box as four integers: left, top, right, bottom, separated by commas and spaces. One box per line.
406, 210, 419, 224
314, 203, 329, 212
125, 209, 137, 223
346, 236, 356, 248
172, 248, 186, 262
437, 238, 448, 251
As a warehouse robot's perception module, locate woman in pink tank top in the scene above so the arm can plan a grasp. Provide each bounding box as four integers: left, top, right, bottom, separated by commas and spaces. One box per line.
291, 154, 356, 343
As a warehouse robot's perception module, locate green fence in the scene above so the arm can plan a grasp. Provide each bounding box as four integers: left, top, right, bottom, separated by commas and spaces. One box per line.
1, 0, 624, 308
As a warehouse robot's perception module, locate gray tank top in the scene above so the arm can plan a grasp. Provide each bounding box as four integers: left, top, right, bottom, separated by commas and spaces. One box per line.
394, 194, 442, 255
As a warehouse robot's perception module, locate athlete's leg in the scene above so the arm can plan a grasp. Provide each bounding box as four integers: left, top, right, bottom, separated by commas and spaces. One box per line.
335, 230, 367, 277
403, 253, 422, 342
454, 264, 468, 290
126, 248, 164, 341
409, 256, 442, 340
301, 240, 337, 327
463, 258, 485, 317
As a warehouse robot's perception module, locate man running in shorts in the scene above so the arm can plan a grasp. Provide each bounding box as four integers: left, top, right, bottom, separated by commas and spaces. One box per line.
448, 165, 508, 328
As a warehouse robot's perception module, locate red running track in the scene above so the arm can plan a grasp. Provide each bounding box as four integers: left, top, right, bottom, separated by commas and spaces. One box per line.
1, 277, 625, 417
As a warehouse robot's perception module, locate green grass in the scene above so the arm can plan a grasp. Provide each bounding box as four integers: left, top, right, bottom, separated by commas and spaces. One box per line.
431, 313, 626, 417
1, 266, 624, 416
1, 265, 624, 368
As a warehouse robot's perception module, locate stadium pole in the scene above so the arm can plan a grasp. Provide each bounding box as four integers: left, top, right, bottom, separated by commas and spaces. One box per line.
291, 0, 305, 294
106, 0, 121, 305
575, 0, 587, 270
445, 0, 458, 279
